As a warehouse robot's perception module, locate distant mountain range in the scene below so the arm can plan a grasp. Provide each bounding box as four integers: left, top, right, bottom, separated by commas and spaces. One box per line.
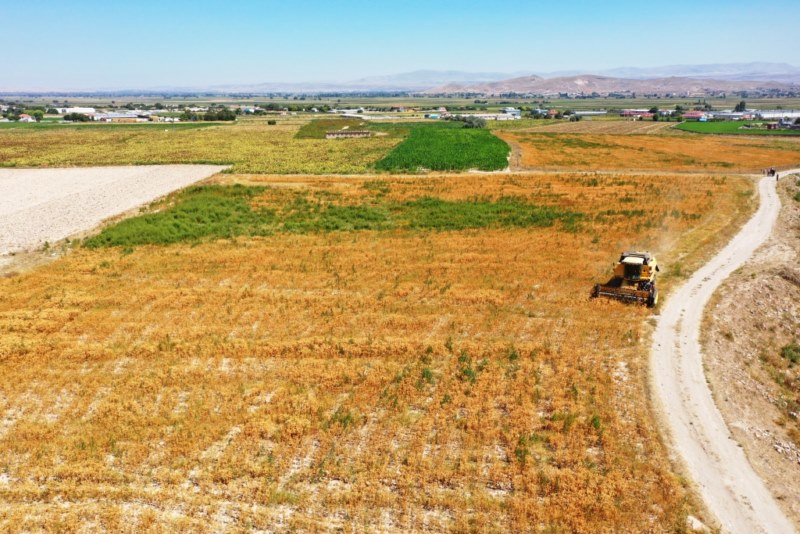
535, 62, 800, 83
200, 63, 800, 93
426, 74, 798, 96
3, 63, 799, 95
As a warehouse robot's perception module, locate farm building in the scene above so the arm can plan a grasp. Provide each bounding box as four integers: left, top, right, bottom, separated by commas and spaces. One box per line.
709, 111, 755, 120
503, 107, 522, 118
756, 109, 800, 120
93, 112, 146, 123
459, 113, 521, 121
620, 109, 652, 118
325, 130, 371, 139
17, 114, 36, 123
58, 107, 96, 115
681, 111, 708, 120
574, 110, 608, 117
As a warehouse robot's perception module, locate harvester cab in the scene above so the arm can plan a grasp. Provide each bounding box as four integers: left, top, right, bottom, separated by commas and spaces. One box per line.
592, 251, 660, 307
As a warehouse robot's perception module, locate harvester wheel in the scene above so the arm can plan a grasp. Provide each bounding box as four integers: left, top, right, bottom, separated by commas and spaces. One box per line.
647, 288, 659, 308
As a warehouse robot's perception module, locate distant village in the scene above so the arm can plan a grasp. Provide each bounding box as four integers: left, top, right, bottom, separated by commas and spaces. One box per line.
1, 100, 799, 131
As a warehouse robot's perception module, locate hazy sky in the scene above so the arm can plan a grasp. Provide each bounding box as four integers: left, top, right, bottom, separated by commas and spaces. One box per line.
3, 0, 799, 90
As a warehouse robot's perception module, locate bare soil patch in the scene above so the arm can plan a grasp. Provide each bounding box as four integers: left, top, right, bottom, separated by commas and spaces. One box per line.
0, 165, 226, 256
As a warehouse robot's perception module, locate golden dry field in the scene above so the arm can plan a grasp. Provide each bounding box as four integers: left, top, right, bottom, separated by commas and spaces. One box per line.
506, 120, 678, 135
0, 120, 401, 174
498, 131, 800, 172
0, 172, 754, 532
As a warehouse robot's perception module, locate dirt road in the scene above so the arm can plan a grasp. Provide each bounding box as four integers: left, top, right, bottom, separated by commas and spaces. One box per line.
0, 165, 226, 255
651, 172, 800, 533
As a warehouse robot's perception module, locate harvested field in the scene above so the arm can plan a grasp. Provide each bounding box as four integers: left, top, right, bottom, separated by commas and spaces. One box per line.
510, 120, 677, 135
497, 132, 800, 172
0, 165, 226, 255
0, 172, 754, 532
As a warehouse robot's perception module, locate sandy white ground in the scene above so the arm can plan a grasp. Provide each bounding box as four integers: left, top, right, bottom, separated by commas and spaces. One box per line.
651, 171, 800, 534
0, 165, 227, 255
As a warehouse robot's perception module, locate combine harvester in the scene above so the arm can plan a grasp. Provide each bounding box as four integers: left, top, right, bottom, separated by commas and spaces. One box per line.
592, 251, 659, 308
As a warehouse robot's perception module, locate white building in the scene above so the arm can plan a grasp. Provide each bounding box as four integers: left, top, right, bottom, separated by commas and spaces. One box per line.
756, 110, 800, 120
58, 107, 96, 115
93, 112, 145, 122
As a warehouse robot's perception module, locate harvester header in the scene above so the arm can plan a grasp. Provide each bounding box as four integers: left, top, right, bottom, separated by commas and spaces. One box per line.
592, 251, 659, 307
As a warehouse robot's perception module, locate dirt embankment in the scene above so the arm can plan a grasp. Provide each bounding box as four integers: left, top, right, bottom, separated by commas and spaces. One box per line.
703, 172, 800, 528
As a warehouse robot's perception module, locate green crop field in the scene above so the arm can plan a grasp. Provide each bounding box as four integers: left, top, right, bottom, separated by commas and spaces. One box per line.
677, 121, 800, 136
85, 184, 579, 248
294, 118, 374, 139
374, 122, 510, 172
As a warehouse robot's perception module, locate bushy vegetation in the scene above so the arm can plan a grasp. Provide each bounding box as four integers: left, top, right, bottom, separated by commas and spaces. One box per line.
782, 340, 800, 366
84, 185, 580, 247
63, 112, 91, 122
83, 185, 276, 247
375, 123, 509, 172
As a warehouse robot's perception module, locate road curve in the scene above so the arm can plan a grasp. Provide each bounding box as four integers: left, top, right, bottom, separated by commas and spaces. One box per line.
651, 172, 799, 534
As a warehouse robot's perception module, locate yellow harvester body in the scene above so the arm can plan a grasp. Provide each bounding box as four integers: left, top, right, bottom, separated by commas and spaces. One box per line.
592, 251, 659, 307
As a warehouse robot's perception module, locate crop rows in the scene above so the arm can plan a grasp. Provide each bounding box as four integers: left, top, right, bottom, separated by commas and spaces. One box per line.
375, 125, 510, 172
0, 172, 753, 531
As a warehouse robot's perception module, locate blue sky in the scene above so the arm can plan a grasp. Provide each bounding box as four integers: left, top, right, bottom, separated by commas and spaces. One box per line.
3, 0, 799, 90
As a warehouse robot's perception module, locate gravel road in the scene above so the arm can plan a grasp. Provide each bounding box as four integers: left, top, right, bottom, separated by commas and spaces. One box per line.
651, 172, 800, 534
0, 165, 226, 255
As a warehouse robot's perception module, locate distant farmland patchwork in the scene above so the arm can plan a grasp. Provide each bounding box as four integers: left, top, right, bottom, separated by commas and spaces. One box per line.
0, 121, 400, 174
0, 172, 754, 531
0, 118, 510, 174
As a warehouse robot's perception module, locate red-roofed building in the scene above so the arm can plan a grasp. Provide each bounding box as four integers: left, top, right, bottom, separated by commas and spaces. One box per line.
681, 110, 707, 120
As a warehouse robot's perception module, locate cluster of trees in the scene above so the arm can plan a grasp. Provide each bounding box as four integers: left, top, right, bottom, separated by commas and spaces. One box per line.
63, 113, 91, 122
445, 115, 486, 128
1, 104, 47, 122
179, 107, 236, 122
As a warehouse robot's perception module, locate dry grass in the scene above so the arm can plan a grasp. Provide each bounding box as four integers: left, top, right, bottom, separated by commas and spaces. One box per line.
0, 172, 752, 532
497, 131, 800, 172
509, 120, 678, 135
